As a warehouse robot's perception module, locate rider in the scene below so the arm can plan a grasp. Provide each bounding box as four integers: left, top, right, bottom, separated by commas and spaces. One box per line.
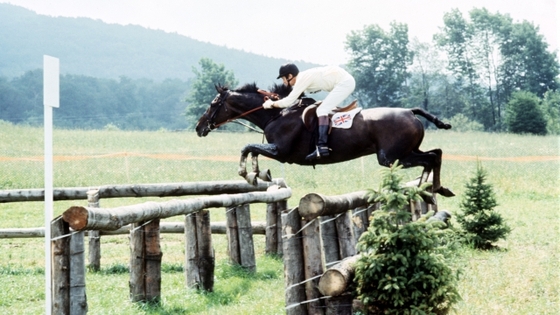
263, 63, 355, 161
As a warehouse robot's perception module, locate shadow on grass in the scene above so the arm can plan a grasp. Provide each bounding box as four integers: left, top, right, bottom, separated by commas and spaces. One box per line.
91, 262, 185, 275
130, 258, 282, 314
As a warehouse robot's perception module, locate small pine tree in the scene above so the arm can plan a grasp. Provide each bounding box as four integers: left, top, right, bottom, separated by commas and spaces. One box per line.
354, 162, 460, 314
456, 162, 511, 249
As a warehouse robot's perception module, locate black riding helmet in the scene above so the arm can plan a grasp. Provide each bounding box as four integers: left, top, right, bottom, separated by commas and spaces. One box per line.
277, 63, 299, 79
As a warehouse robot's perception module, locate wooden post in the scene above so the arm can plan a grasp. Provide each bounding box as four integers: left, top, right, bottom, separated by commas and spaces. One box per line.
69, 230, 88, 314
225, 207, 241, 265
129, 219, 161, 302
265, 202, 278, 255
276, 200, 287, 256
282, 208, 307, 315
302, 218, 325, 315
196, 210, 214, 291
352, 206, 369, 243
237, 204, 256, 272
130, 222, 145, 302
144, 219, 162, 302
185, 213, 199, 288
334, 211, 356, 259
325, 294, 354, 315
87, 189, 100, 271
320, 215, 340, 267
185, 211, 215, 291
51, 216, 70, 314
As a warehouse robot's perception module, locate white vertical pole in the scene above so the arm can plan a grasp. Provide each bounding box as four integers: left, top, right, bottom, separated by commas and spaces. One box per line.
44, 55, 59, 315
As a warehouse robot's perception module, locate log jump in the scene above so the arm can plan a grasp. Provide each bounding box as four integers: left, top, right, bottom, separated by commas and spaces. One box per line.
44, 179, 290, 315
282, 189, 443, 315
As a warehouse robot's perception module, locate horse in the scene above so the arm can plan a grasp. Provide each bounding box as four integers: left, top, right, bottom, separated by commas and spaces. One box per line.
195, 83, 455, 197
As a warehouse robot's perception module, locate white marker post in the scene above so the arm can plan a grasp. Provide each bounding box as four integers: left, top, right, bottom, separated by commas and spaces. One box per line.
44, 55, 59, 315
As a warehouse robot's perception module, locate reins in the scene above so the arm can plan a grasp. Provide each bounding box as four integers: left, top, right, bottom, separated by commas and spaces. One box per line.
213, 105, 264, 129
212, 89, 280, 129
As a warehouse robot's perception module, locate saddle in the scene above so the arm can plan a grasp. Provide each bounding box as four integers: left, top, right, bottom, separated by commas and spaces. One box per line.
301, 100, 359, 132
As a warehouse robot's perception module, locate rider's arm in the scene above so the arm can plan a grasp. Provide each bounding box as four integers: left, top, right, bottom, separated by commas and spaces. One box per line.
273, 75, 311, 108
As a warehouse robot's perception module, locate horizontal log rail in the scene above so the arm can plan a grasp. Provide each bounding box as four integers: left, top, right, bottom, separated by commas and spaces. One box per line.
0, 179, 287, 203
298, 191, 369, 221
0, 221, 267, 238
62, 188, 291, 231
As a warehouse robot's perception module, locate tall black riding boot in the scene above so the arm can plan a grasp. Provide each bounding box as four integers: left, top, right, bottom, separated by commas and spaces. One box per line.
305, 116, 330, 161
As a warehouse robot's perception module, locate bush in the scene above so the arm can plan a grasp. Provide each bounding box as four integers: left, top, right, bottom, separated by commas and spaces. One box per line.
354, 163, 461, 314
447, 113, 484, 132
505, 91, 547, 135
456, 162, 511, 249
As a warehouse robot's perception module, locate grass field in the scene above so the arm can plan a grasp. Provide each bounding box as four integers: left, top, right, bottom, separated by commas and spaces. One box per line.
0, 122, 558, 314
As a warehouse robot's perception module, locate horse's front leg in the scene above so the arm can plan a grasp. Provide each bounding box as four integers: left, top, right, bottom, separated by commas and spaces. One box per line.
239, 144, 279, 185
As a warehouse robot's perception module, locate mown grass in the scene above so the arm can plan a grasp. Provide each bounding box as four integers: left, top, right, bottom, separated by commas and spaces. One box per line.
0, 123, 559, 314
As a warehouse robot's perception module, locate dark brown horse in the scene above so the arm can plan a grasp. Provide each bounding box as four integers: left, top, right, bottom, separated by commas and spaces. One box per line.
195, 83, 454, 197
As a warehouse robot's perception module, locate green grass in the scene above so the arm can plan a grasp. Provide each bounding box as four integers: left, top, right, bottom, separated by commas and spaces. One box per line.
0, 123, 559, 314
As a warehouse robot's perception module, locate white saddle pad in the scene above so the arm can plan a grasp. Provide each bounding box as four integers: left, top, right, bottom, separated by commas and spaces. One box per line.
331, 107, 362, 129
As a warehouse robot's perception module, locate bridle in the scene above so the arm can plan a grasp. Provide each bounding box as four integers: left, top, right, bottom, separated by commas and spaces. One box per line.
204, 89, 280, 130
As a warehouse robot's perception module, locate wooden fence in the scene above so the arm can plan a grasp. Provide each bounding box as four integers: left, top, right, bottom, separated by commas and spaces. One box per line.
282, 190, 445, 315
50, 184, 290, 314
1, 179, 288, 314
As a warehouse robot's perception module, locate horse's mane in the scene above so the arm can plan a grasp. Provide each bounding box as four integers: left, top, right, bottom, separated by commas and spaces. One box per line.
233, 82, 301, 99
234, 82, 259, 94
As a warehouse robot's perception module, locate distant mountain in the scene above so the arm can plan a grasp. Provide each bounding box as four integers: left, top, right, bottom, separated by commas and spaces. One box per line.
0, 4, 318, 87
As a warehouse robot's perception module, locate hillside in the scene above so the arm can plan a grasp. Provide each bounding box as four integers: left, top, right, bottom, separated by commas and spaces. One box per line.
0, 4, 318, 86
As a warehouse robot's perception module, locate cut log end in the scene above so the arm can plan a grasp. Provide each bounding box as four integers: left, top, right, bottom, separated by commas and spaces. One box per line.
298, 193, 325, 220
318, 270, 347, 296
62, 206, 89, 231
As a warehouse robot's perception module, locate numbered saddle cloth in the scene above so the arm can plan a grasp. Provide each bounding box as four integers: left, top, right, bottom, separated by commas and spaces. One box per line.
331, 107, 362, 129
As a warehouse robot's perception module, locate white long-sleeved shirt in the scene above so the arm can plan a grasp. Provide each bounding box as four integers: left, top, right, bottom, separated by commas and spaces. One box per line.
275, 66, 353, 108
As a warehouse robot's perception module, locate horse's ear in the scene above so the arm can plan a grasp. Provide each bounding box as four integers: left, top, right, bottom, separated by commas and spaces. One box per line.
215, 84, 222, 93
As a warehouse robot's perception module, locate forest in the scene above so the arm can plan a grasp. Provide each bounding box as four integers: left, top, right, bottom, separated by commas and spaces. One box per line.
0, 4, 558, 134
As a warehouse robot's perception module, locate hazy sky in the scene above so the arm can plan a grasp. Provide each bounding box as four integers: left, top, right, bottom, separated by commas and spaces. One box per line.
3, 0, 558, 65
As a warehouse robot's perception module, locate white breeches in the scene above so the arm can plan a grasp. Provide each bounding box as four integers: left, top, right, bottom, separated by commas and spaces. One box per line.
316, 75, 356, 116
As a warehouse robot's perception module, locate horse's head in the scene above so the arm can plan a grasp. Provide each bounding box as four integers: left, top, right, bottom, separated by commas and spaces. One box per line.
196, 82, 273, 136
195, 84, 232, 137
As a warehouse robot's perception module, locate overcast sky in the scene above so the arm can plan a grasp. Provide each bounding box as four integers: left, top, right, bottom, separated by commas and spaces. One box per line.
3, 0, 558, 65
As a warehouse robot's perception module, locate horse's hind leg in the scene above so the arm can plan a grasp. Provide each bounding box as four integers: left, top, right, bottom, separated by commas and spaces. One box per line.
398, 149, 455, 197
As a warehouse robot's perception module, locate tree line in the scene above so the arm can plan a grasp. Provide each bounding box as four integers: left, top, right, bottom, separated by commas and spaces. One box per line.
0, 71, 190, 130
1, 7, 558, 134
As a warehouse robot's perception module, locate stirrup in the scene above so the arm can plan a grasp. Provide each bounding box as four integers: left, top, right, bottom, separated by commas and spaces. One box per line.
305, 146, 330, 161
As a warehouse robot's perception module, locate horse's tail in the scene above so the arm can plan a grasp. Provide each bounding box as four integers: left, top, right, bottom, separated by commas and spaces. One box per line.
411, 108, 452, 130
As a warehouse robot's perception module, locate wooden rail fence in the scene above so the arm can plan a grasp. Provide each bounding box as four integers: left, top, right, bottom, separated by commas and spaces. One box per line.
50, 184, 290, 314
282, 190, 444, 315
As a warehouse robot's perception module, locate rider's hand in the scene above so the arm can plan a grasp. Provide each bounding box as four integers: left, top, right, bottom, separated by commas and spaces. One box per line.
263, 99, 275, 109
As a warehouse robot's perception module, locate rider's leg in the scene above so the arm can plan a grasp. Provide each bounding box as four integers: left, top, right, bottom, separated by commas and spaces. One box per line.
306, 76, 355, 161
305, 115, 330, 160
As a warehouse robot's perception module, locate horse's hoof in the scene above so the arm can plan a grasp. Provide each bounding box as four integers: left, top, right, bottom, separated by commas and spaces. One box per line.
422, 194, 437, 205
258, 169, 272, 182
436, 187, 455, 197
245, 172, 258, 186
238, 168, 247, 177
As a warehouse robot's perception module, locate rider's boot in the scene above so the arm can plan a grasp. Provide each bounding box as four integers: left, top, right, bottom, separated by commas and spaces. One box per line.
305, 115, 330, 161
